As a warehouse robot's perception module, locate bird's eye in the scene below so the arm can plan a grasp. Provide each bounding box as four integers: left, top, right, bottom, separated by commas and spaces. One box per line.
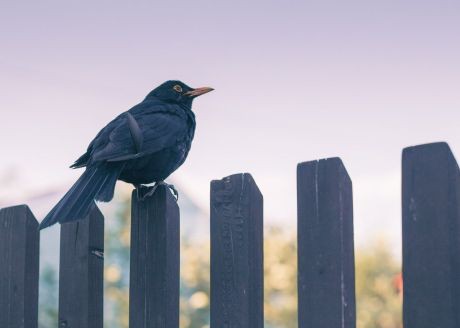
173, 85, 183, 93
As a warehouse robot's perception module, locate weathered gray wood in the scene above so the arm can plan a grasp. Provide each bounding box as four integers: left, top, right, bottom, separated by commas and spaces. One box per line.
297, 158, 356, 328
402, 142, 460, 328
0, 205, 39, 328
210, 173, 264, 328
130, 186, 180, 328
58, 207, 104, 328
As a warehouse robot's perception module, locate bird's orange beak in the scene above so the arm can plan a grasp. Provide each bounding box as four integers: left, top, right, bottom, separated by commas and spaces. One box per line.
185, 87, 214, 97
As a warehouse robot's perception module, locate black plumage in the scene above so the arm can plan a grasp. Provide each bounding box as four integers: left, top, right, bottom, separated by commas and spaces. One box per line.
39, 80, 213, 229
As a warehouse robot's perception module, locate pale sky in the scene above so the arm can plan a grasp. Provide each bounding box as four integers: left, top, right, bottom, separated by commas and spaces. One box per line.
1, 0, 460, 251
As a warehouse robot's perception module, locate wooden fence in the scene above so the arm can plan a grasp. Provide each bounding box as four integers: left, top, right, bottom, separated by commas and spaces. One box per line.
0, 141, 459, 327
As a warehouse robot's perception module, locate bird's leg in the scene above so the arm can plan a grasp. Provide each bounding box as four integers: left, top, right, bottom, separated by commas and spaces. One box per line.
134, 184, 143, 200
139, 181, 179, 201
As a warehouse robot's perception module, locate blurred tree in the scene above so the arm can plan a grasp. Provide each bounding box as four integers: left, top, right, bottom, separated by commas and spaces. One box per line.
104, 195, 131, 328
264, 226, 297, 328
355, 240, 402, 328
38, 190, 402, 328
38, 265, 58, 328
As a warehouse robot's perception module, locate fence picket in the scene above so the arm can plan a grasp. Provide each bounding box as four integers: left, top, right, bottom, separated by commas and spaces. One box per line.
130, 186, 180, 328
3, 142, 460, 328
402, 142, 460, 327
297, 158, 356, 328
0, 205, 39, 328
210, 173, 264, 328
58, 207, 104, 328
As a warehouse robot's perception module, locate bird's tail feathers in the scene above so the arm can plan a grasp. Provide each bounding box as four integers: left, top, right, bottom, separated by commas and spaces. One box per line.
39, 162, 124, 229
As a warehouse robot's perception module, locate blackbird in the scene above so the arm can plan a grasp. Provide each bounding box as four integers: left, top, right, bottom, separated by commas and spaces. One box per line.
39, 80, 213, 229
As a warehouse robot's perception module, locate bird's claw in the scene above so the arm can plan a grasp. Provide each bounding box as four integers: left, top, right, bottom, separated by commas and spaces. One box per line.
136, 182, 179, 201
160, 182, 178, 201
168, 184, 179, 201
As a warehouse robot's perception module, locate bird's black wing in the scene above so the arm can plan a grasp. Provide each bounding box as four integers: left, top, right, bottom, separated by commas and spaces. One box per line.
89, 105, 188, 163
125, 112, 143, 153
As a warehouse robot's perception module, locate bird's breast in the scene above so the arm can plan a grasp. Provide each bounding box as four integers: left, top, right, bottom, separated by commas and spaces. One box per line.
118, 140, 191, 185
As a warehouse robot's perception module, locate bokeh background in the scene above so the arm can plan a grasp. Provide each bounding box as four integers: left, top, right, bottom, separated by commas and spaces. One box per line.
1, 1, 459, 327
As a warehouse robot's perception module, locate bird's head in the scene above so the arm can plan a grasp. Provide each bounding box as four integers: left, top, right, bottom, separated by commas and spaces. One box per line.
145, 80, 213, 106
